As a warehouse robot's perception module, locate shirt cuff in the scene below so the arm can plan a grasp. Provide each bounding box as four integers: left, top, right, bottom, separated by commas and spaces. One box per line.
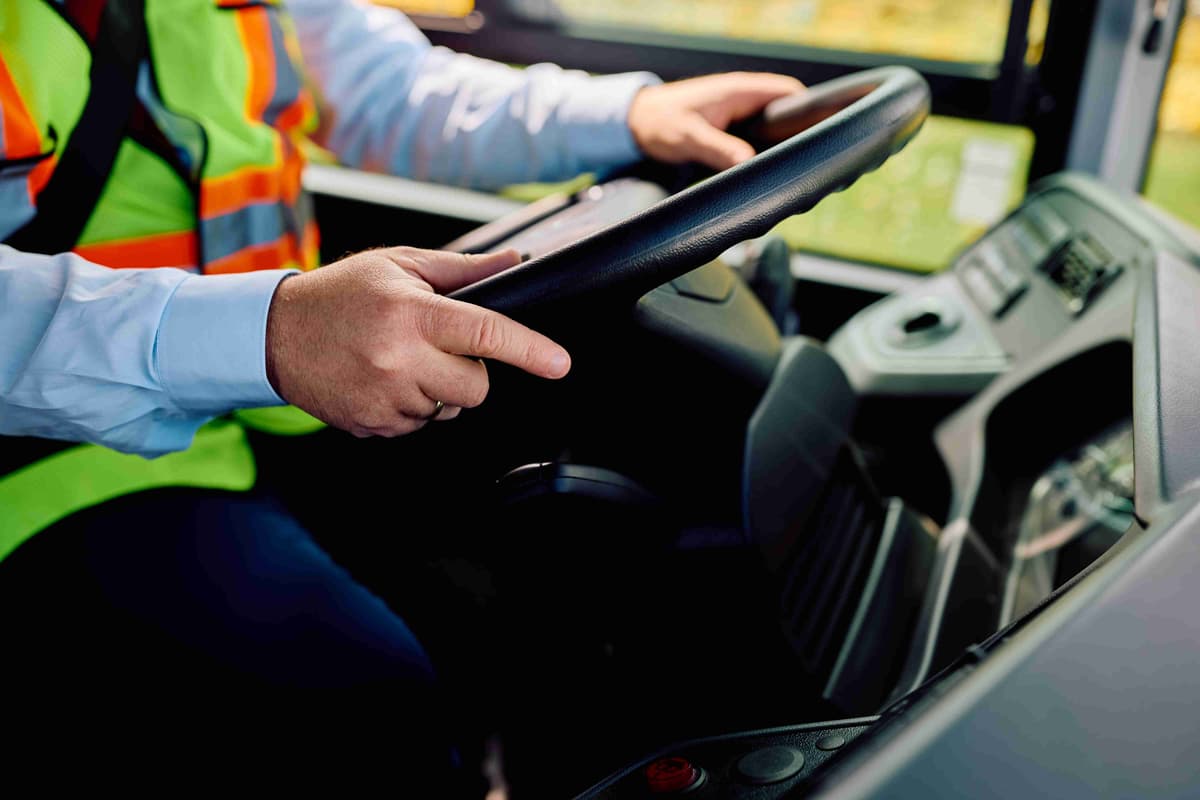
560, 71, 662, 170
156, 269, 296, 413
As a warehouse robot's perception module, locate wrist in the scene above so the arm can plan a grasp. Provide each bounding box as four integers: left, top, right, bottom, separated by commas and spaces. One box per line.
265, 272, 299, 401
627, 85, 654, 157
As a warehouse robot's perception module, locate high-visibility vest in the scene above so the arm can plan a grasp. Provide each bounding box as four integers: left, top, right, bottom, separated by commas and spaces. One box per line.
0, 0, 327, 561
1, 0, 320, 271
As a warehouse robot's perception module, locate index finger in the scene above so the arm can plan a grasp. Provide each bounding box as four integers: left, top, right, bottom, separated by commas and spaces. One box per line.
426, 296, 571, 380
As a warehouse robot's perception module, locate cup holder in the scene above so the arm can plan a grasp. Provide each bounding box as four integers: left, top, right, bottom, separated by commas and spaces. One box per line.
903, 310, 943, 335
887, 297, 961, 348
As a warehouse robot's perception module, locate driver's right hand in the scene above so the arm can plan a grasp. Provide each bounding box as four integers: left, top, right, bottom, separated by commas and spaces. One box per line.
265, 247, 570, 438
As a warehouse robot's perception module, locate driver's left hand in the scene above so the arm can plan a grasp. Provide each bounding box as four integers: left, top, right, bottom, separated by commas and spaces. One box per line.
628, 72, 806, 172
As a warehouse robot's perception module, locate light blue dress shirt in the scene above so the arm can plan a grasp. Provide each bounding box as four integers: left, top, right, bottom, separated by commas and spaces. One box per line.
0, 0, 658, 458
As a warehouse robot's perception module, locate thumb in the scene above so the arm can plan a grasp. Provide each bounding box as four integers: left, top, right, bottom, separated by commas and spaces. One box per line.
681, 116, 757, 171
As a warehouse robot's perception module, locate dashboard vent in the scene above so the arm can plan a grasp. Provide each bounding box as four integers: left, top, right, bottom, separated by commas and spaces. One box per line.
777, 448, 886, 675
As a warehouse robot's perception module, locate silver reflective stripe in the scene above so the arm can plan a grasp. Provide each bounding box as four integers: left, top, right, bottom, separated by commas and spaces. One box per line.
0, 158, 41, 240
201, 200, 291, 263
262, 10, 302, 127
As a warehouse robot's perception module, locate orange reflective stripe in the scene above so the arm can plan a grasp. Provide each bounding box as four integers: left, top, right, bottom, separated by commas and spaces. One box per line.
74, 230, 198, 269
75, 225, 315, 275
28, 153, 56, 197
0, 56, 41, 158
0, 55, 53, 208
73, 219, 315, 275
201, 160, 300, 219
235, 7, 276, 123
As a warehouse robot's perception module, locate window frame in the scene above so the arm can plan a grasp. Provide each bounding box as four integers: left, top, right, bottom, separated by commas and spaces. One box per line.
1067, 0, 1187, 194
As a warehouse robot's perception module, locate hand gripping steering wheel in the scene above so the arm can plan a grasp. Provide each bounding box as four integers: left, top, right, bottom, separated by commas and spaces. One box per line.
449, 67, 930, 323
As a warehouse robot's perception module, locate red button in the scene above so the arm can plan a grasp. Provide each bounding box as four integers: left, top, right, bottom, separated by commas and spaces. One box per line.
645, 757, 701, 794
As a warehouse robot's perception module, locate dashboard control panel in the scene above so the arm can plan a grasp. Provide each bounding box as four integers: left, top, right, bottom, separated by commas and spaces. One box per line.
830, 185, 1148, 397
957, 201, 1070, 318
1039, 233, 1123, 314
576, 720, 872, 799
958, 200, 1071, 319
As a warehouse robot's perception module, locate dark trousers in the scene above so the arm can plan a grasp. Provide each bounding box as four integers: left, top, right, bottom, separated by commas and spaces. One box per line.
0, 488, 476, 790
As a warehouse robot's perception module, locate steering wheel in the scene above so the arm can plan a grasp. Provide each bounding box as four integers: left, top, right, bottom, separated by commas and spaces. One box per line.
449, 66, 930, 322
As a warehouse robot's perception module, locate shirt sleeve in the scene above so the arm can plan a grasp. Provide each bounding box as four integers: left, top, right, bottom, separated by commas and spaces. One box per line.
0, 246, 291, 458
285, 0, 661, 191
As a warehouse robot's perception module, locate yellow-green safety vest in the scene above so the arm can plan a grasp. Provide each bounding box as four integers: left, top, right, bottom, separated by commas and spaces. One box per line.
0, 0, 330, 561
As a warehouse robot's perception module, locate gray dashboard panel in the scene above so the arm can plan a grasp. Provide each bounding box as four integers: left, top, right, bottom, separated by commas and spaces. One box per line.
810, 174, 1200, 798
873, 173, 1200, 701
570, 171, 1200, 800
828, 273, 1009, 396
1142, 250, 1200, 507
815, 493, 1200, 800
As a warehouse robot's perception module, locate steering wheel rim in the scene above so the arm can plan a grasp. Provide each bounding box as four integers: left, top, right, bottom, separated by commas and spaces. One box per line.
449, 66, 930, 321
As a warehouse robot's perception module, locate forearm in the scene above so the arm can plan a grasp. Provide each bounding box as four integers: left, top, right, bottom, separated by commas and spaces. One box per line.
287, 0, 658, 190
0, 246, 289, 457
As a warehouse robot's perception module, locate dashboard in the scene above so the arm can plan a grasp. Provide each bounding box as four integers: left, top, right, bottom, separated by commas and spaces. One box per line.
574, 172, 1200, 799
829, 180, 1150, 396
848, 175, 1156, 696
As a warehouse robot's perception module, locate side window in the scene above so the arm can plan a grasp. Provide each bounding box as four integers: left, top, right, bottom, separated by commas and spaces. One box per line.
1143, 1, 1199, 227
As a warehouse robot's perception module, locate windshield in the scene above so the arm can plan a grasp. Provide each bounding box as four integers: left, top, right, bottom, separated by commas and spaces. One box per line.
536, 0, 1049, 67
535, 1, 1045, 274
375, 0, 1054, 274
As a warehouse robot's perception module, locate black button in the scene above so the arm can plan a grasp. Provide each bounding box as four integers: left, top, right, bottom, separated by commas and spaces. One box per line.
736, 746, 805, 785
816, 734, 846, 751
